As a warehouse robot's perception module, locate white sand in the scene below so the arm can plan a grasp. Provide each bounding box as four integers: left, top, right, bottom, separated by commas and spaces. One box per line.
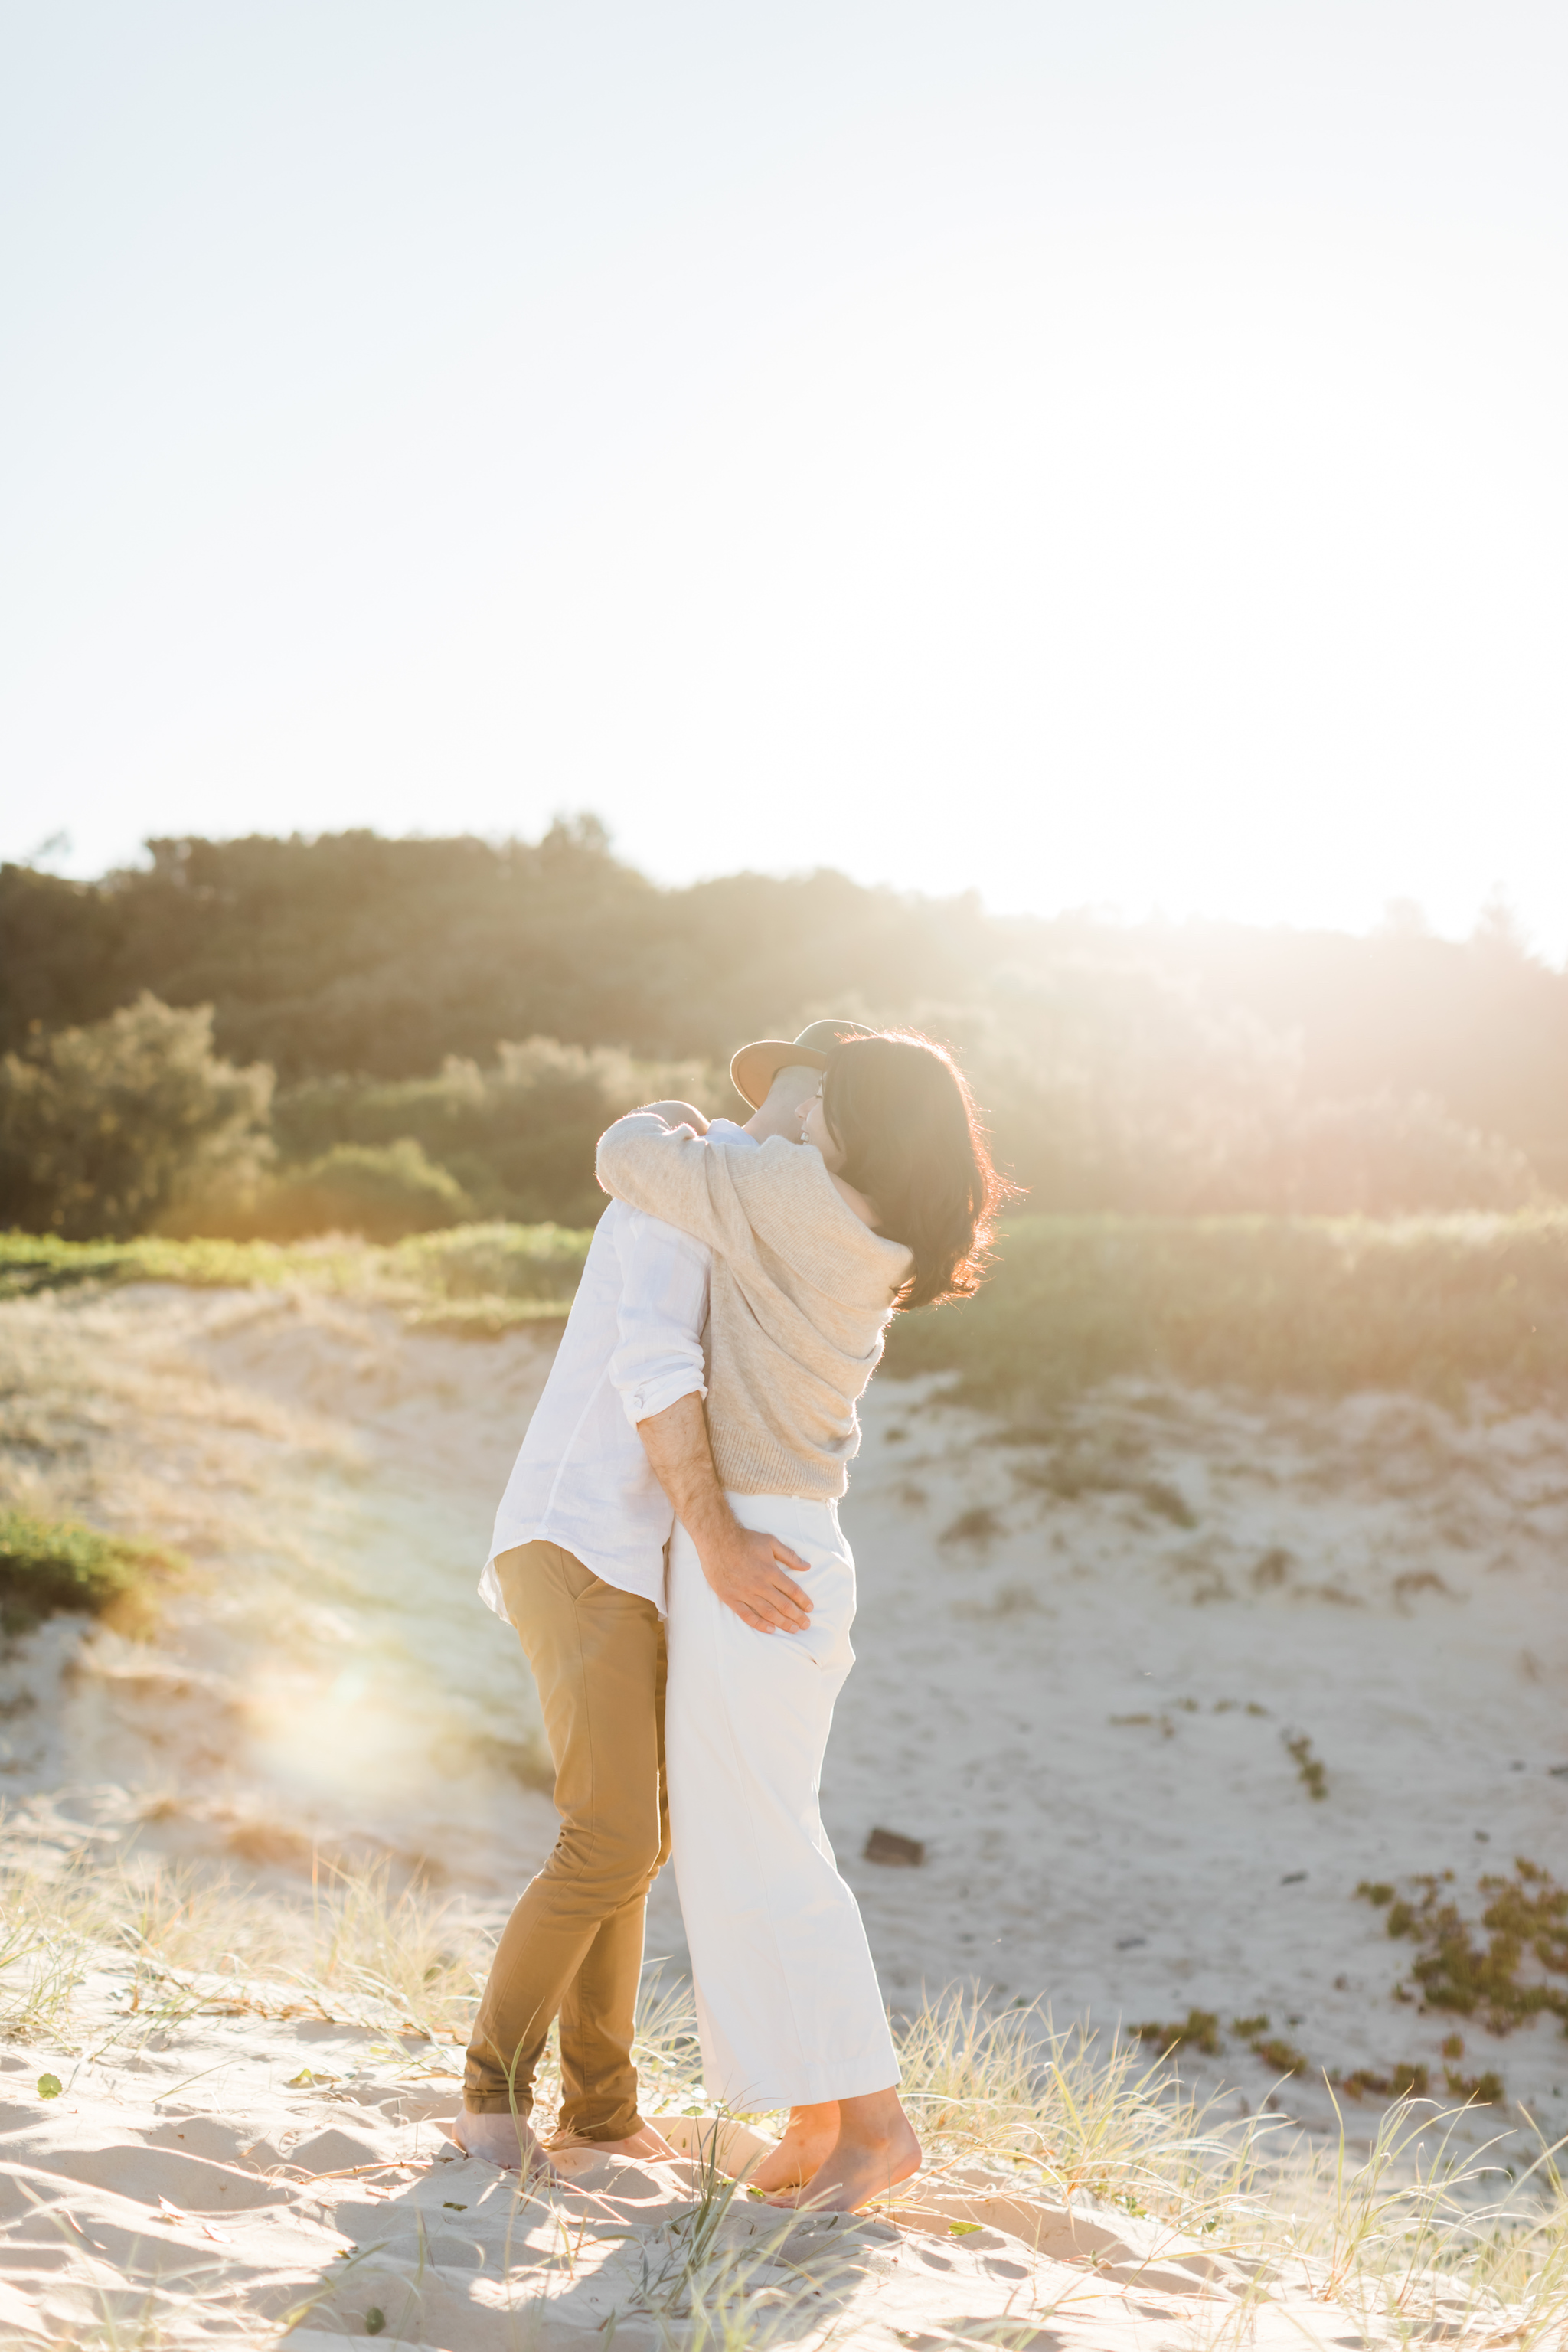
2, 1278, 1566, 2341
828, 1377, 1568, 2139
1, 2010, 1399, 2350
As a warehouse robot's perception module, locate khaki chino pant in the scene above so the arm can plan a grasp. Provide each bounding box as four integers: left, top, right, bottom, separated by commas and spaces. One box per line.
464, 1542, 669, 2140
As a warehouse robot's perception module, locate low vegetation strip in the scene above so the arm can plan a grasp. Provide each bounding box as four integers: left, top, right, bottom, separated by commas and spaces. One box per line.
885, 1210, 1568, 1405
8, 1210, 1568, 1397
0, 1220, 592, 1330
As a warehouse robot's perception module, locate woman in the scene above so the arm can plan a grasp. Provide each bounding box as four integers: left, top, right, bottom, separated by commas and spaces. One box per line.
594, 1030, 1009, 2212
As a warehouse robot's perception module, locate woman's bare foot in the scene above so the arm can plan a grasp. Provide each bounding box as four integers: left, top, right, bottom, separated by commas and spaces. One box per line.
547, 2122, 682, 2163
452, 2106, 547, 2173
746, 2102, 839, 2191
766, 2088, 920, 2212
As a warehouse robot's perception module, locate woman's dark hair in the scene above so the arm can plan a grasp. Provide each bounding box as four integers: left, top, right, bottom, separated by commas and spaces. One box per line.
819, 1031, 1016, 1310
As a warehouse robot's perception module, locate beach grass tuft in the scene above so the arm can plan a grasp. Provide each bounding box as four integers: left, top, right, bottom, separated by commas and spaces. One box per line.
0, 1840, 493, 2047
2, 1859, 1566, 2343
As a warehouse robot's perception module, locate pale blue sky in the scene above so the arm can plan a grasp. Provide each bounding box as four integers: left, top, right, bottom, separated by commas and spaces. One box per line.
4, 2, 1566, 950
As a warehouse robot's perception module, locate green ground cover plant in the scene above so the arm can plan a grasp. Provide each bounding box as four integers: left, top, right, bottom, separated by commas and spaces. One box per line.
1253, 2034, 1311, 2077
1340, 2062, 1433, 2101
1358, 1862, 1568, 2034
1286, 1732, 1329, 1798
1133, 2008, 1221, 2057
0, 1507, 182, 1635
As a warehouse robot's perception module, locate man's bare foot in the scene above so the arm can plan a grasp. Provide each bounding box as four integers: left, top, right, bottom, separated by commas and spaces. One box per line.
746, 2102, 839, 2192
452, 2106, 547, 2173
547, 2122, 682, 2163
766, 2089, 920, 2213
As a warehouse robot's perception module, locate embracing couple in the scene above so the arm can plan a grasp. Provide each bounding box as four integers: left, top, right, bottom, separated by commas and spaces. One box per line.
449, 1022, 1004, 2212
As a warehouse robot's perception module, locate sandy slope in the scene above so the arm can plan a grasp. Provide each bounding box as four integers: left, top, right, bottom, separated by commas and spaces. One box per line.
2, 1276, 1567, 2265
828, 1378, 1568, 2139
0, 1282, 564, 1894
0, 1966, 1476, 2352
0, 1998, 1471, 2351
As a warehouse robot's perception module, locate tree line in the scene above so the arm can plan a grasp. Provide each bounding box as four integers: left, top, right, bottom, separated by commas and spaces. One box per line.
3, 821, 1565, 1240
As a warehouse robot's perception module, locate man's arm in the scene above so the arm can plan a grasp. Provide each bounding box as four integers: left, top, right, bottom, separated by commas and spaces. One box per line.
609, 1209, 710, 1427
609, 1207, 808, 1633
638, 1393, 814, 1636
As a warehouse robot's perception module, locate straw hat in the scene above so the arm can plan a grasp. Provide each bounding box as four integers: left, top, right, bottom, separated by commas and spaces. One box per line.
728, 1019, 879, 1111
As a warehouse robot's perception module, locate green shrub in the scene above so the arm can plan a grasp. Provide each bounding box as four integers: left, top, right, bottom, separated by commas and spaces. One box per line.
8, 828, 1565, 1208
951, 965, 1544, 1217
0, 995, 272, 1240
886, 1210, 1568, 1407
256, 1138, 472, 1242
0, 1507, 182, 1635
272, 1037, 730, 1229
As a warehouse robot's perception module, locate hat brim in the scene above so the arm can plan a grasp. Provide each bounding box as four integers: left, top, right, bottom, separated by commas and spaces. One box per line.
728, 1040, 831, 1112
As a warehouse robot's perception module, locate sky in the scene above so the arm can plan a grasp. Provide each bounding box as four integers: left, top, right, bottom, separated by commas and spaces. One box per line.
3, 2, 1566, 953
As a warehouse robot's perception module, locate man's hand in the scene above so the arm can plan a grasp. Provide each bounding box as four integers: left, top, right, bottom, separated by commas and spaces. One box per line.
637, 1392, 814, 1634
699, 1520, 814, 1635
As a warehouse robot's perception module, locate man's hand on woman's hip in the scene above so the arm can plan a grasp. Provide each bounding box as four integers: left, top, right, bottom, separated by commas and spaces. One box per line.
636, 1391, 814, 1635
699, 1523, 813, 1635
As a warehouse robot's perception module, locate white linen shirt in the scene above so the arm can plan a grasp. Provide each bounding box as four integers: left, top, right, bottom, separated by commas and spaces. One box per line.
479, 1119, 759, 1619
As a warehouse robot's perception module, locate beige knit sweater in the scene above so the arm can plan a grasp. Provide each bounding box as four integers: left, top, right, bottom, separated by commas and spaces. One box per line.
595, 1114, 913, 1499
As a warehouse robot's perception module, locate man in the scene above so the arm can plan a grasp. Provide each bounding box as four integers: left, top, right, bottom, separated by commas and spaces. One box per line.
455, 1022, 869, 2171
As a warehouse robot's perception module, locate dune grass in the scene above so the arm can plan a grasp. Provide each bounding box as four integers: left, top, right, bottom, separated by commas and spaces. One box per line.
2, 1845, 1564, 2343
887, 1209, 1568, 1409
0, 1841, 490, 2048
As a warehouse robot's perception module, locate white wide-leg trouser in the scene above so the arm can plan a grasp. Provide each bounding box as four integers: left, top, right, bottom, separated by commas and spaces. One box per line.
665, 1492, 900, 2112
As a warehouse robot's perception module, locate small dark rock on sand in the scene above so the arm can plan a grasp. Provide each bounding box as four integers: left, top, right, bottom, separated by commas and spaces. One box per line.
864, 1826, 926, 1867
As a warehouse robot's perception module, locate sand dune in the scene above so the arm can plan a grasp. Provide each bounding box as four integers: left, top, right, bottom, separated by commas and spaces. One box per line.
0, 2002, 1488, 2350
3, 1276, 1566, 2341
4, 1278, 1565, 2135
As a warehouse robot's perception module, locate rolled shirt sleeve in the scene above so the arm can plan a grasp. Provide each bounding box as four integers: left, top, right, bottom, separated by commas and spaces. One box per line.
609, 1205, 710, 1427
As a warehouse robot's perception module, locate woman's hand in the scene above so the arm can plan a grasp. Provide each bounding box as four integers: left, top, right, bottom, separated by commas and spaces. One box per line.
631, 1099, 710, 1134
